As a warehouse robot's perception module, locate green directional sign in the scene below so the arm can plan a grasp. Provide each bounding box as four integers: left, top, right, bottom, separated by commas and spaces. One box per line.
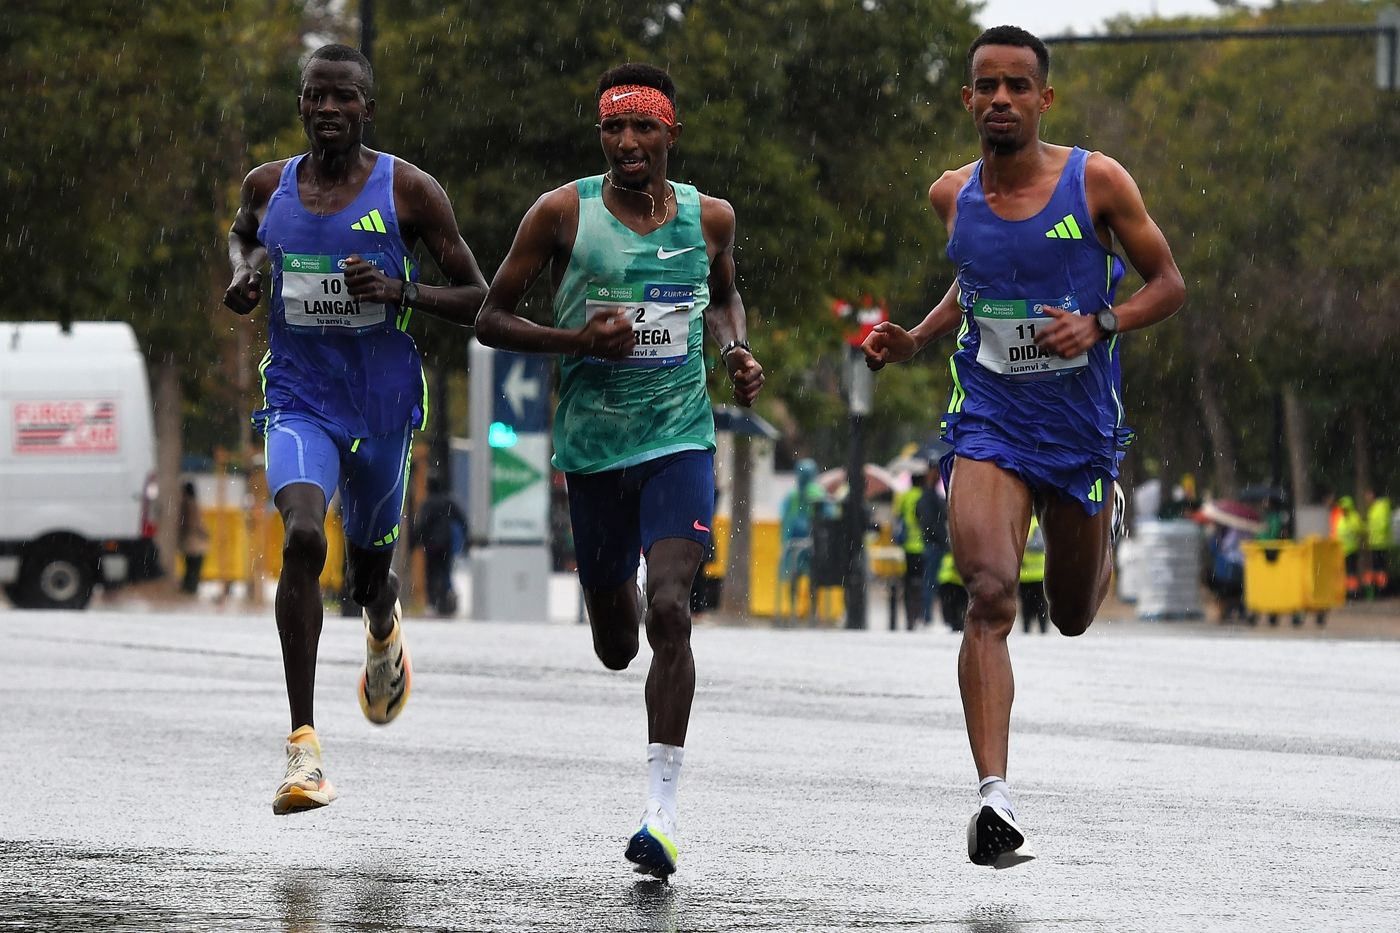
492, 445, 543, 504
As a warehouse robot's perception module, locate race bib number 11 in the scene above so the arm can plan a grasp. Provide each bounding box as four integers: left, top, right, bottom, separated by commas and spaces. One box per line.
973, 297, 1087, 379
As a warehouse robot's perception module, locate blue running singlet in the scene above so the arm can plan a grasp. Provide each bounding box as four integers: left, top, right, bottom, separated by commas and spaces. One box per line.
256, 152, 426, 438
940, 147, 1129, 514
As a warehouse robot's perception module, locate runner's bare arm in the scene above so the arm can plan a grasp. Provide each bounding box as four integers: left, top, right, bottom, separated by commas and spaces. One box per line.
475, 187, 635, 359
223, 163, 281, 315
701, 196, 763, 407
347, 164, 487, 327
861, 281, 962, 370
1035, 154, 1185, 358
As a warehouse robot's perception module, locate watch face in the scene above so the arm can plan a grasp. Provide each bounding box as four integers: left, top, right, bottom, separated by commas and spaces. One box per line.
1097, 309, 1117, 333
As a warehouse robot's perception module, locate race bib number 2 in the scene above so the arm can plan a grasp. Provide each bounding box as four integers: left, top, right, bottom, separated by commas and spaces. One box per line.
281, 253, 389, 331
585, 283, 692, 367
973, 297, 1087, 379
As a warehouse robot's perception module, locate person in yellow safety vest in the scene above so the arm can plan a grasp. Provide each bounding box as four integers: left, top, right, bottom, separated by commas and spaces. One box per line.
1018, 517, 1048, 634
893, 463, 928, 630
937, 551, 967, 633
1363, 489, 1393, 596
1333, 495, 1363, 598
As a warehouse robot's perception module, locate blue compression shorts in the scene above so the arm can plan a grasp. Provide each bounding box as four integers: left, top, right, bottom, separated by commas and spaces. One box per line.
565, 449, 715, 590
257, 408, 413, 549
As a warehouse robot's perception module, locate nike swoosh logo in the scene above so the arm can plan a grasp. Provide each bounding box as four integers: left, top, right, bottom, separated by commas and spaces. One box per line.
657, 246, 698, 260
693, 520, 710, 532
611, 91, 639, 102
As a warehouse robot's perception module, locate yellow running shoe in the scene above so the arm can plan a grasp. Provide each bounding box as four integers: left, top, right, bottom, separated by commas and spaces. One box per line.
358, 599, 411, 725
272, 725, 337, 815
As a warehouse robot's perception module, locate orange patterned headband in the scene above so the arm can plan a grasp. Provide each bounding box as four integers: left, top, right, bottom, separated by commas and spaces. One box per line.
598, 85, 676, 125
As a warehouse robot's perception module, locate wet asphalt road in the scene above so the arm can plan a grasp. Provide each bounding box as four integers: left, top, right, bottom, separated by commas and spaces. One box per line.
1, 606, 1397, 932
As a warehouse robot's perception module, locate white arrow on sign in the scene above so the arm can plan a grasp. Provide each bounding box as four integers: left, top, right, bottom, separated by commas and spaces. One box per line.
502, 358, 541, 420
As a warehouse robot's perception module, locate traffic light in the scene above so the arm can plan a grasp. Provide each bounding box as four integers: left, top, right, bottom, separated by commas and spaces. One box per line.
487, 421, 518, 448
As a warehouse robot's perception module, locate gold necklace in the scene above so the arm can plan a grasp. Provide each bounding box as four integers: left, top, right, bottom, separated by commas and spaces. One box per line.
604, 172, 675, 225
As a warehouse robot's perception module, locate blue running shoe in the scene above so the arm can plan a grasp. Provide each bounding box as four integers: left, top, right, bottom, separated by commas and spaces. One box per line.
625, 804, 678, 878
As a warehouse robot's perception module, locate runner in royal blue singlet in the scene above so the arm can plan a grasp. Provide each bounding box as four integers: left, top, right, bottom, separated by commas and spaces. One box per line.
223, 44, 488, 816
862, 26, 1185, 868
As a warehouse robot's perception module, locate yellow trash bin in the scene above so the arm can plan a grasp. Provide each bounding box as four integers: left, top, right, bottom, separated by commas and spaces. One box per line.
1243, 536, 1341, 627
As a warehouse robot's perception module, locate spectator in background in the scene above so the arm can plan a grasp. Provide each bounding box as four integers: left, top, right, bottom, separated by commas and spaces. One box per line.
413, 475, 468, 617
1363, 488, 1392, 598
778, 458, 832, 616
917, 469, 949, 626
937, 552, 967, 633
1019, 517, 1048, 633
1332, 495, 1363, 599
177, 481, 209, 596
892, 461, 929, 629
1200, 500, 1260, 622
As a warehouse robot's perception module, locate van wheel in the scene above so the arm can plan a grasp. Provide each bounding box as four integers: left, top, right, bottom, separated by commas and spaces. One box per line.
20, 542, 95, 610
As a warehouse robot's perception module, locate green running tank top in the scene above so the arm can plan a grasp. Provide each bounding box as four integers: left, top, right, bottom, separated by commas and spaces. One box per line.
552, 175, 716, 473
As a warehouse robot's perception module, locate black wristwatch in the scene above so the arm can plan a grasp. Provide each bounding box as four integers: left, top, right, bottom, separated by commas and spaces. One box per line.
401, 280, 420, 307
1095, 308, 1119, 337
720, 339, 750, 359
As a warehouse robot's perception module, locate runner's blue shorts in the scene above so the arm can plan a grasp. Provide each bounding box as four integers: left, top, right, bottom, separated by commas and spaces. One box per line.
257, 408, 413, 549
939, 415, 1121, 517
565, 449, 715, 590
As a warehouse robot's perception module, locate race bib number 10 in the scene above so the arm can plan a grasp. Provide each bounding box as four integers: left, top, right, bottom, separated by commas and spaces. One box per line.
973, 297, 1087, 379
585, 283, 692, 367
281, 253, 389, 332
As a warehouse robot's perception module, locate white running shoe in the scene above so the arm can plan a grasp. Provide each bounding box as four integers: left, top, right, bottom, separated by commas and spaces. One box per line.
358, 599, 411, 725
625, 801, 679, 878
967, 801, 1036, 869
272, 725, 337, 815
635, 552, 649, 612
1111, 481, 1127, 545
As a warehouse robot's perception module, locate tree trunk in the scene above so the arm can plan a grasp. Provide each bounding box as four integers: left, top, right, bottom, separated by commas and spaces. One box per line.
1193, 356, 1238, 498
719, 434, 753, 620
1282, 385, 1311, 506
152, 360, 183, 580
1351, 404, 1373, 499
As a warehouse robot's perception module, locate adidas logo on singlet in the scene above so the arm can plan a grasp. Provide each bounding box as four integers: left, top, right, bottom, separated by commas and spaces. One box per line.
350, 209, 387, 233
1044, 213, 1083, 240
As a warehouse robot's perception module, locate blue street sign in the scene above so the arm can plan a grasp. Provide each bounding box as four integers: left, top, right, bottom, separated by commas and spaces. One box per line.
490, 351, 552, 436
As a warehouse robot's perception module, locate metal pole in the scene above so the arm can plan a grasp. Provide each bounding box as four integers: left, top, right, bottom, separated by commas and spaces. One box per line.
845, 411, 867, 630
844, 347, 872, 630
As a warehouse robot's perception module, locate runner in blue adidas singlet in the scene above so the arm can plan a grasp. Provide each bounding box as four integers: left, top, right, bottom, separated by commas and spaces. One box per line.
862, 26, 1185, 869
475, 63, 764, 878
223, 44, 488, 816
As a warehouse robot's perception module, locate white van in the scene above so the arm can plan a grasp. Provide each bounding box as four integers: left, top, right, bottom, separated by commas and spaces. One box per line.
0, 322, 159, 609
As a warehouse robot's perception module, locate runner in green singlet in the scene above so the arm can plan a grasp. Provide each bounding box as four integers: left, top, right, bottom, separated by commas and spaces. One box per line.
474, 62, 763, 878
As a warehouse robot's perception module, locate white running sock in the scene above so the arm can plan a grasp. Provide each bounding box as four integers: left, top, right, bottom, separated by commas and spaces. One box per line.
647, 742, 684, 818
978, 775, 1015, 817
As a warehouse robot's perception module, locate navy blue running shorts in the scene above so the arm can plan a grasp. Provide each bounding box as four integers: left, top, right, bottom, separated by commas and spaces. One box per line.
565, 449, 715, 591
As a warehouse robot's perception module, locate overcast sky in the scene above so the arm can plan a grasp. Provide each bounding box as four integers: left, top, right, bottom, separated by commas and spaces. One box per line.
976, 0, 1265, 38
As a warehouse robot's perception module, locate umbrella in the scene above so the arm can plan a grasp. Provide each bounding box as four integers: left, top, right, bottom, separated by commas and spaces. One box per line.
816, 463, 901, 498
1238, 484, 1288, 506
711, 404, 779, 439
1198, 499, 1264, 534
885, 456, 929, 476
